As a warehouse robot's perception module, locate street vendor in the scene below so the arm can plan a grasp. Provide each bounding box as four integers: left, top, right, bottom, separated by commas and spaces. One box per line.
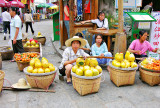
128, 30, 158, 62
59, 36, 89, 84
91, 34, 112, 65
80, 11, 109, 45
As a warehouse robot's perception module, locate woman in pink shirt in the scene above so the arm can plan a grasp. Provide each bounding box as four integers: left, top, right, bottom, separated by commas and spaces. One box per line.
128, 30, 158, 62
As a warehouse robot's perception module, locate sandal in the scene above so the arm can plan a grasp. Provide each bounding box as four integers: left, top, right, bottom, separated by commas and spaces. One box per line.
66, 78, 72, 85
10, 60, 16, 62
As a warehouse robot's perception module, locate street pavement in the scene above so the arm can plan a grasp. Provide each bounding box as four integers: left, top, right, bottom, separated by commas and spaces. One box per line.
0, 20, 160, 108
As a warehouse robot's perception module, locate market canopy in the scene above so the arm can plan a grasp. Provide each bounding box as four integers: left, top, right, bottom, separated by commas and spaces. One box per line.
9, 0, 25, 8
126, 12, 157, 22
37, 3, 50, 8
47, 3, 55, 7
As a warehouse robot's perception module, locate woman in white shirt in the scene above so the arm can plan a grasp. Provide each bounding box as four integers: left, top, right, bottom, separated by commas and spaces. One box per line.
59, 36, 89, 84
81, 11, 109, 44
24, 9, 34, 35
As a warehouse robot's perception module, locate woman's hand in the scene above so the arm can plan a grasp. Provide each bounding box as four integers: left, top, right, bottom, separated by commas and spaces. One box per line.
13, 38, 17, 44
153, 48, 158, 53
80, 21, 85, 25
135, 50, 141, 55
101, 53, 104, 56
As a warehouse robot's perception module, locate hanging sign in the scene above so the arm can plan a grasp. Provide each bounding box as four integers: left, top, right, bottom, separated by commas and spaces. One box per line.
148, 12, 160, 59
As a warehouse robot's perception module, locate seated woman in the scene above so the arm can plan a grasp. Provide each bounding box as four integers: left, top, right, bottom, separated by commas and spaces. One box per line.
91, 34, 112, 65
128, 30, 158, 63
81, 11, 109, 45
59, 36, 89, 84
75, 32, 91, 55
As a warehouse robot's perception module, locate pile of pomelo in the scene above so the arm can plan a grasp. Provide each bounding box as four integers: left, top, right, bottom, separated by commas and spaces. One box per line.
72, 58, 102, 77
27, 57, 55, 73
112, 51, 138, 68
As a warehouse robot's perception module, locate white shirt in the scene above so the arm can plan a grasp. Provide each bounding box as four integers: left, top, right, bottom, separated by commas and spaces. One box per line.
10, 15, 22, 40
2, 11, 11, 22
24, 13, 33, 22
91, 18, 109, 29
59, 47, 89, 69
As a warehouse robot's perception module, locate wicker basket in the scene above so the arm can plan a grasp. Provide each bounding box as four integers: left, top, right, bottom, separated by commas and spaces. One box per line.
0, 50, 14, 60
23, 43, 41, 53
109, 66, 136, 87
33, 36, 46, 45
0, 71, 5, 92
23, 67, 57, 89
71, 71, 102, 96
139, 68, 160, 86
16, 61, 30, 72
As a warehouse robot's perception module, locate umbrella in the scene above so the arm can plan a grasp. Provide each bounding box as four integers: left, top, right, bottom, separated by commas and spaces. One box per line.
0, 0, 5, 7
49, 5, 59, 10
5, 0, 11, 7
37, 3, 50, 8
9, 0, 25, 8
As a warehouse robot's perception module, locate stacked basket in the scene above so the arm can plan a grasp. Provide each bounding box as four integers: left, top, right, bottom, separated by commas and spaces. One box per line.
0, 46, 14, 60
109, 61, 138, 87
71, 71, 102, 96
33, 36, 46, 45
0, 71, 5, 92
23, 66, 57, 89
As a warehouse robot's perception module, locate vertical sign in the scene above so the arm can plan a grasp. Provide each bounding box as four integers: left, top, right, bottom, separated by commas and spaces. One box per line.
148, 12, 160, 59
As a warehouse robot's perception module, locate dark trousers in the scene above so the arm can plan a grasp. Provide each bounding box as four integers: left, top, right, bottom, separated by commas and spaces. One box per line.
134, 54, 148, 63
3, 21, 10, 34
12, 39, 25, 53
25, 22, 34, 33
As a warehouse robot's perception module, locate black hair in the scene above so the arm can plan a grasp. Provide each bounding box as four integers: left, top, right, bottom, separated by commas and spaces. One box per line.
3, 7, 7, 12
67, 0, 69, 7
26, 9, 30, 14
138, 29, 148, 39
10, 7, 19, 14
75, 32, 83, 38
95, 34, 104, 45
71, 40, 81, 45
97, 11, 105, 28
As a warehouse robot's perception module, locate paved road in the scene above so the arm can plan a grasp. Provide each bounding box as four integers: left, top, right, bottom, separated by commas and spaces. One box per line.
0, 20, 160, 108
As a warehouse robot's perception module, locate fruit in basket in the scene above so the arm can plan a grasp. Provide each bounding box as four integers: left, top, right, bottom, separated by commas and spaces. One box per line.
38, 32, 41, 35
115, 53, 123, 62
35, 44, 39, 47
95, 65, 102, 73
120, 61, 126, 68
76, 68, 83, 76
26, 41, 30, 46
131, 62, 137, 68
90, 58, 98, 67
42, 62, 49, 68
79, 66, 84, 71
24, 43, 27, 47
113, 60, 121, 67
128, 53, 135, 62
85, 58, 90, 66
30, 59, 35, 66
27, 66, 33, 73
32, 68, 38, 73
35, 62, 42, 68
45, 68, 50, 73
31, 40, 36, 46
84, 65, 90, 72
38, 68, 44, 73
92, 69, 99, 76
85, 69, 93, 77
72, 65, 78, 73
49, 65, 55, 71
42, 57, 48, 62
125, 51, 130, 60
76, 58, 85, 66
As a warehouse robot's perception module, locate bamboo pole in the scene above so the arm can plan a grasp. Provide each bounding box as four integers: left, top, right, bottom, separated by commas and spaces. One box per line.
59, 0, 64, 47
69, 0, 75, 38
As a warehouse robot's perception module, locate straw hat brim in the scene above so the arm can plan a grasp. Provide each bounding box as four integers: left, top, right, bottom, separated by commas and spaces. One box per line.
65, 37, 86, 48
12, 83, 31, 89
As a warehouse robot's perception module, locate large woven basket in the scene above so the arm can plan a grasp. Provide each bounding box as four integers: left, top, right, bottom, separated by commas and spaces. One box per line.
0, 46, 14, 60
23, 43, 41, 53
23, 66, 57, 89
33, 36, 46, 45
0, 71, 5, 92
16, 61, 30, 71
139, 68, 160, 86
71, 71, 102, 96
109, 66, 136, 87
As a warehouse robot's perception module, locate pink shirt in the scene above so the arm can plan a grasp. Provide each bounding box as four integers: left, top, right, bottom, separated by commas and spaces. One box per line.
129, 39, 154, 55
